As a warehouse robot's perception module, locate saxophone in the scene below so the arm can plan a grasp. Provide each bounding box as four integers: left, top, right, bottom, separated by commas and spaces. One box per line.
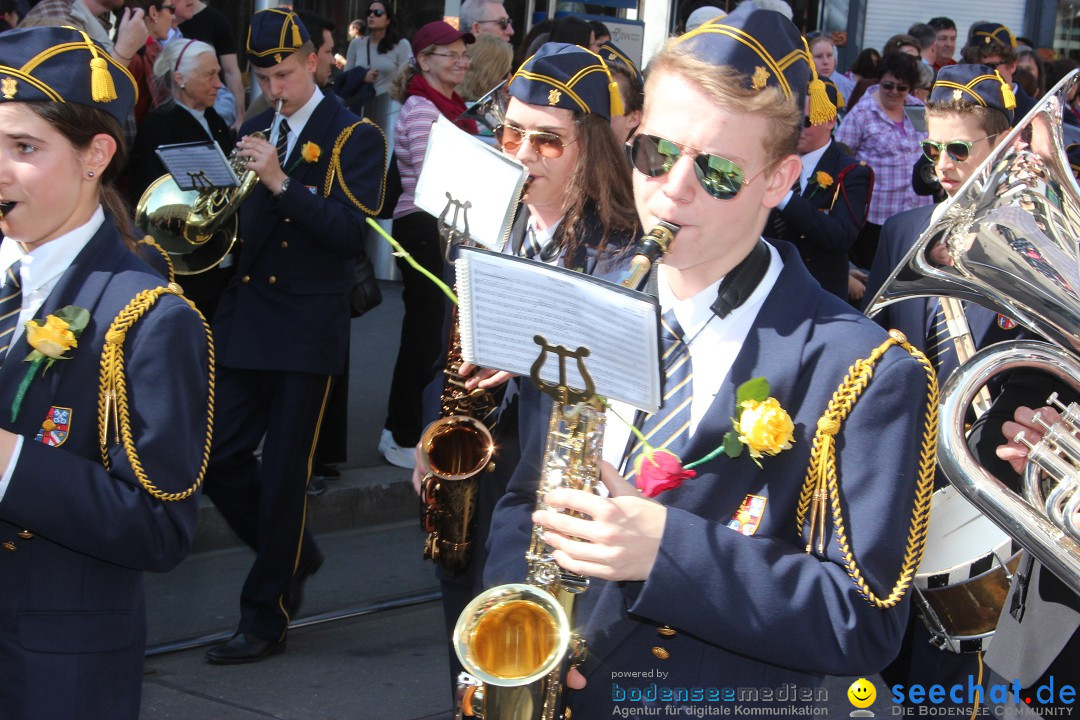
454, 340, 604, 720
451, 223, 681, 719
419, 311, 499, 573
419, 196, 500, 574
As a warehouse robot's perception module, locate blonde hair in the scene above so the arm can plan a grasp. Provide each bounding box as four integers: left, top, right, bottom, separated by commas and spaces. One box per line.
645, 38, 801, 162
459, 34, 512, 102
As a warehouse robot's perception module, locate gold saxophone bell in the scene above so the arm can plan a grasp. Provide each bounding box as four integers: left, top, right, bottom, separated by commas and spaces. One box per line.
866, 69, 1080, 595
134, 100, 286, 275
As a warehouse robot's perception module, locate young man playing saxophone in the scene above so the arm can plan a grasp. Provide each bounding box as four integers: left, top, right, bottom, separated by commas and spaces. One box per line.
483, 6, 937, 715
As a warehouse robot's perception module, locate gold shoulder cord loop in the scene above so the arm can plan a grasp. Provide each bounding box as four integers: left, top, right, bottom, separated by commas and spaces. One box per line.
137, 236, 176, 283
97, 284, 215, 502
323, 118, 387, 216
795, 329, 938, 608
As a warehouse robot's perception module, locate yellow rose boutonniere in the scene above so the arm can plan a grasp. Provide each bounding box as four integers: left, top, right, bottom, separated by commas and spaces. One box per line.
11, 306, 90, 422
301, 141, 321, 164
607, 378, 794, 498
806, 171, 835, 200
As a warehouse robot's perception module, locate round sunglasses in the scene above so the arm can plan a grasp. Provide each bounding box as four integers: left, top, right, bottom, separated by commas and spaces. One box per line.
626, 134, 766, 200
496, 123, 577, 158
920, 134, 998, 163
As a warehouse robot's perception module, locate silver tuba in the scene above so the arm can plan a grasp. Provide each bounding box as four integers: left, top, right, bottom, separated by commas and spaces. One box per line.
865, 70, 1080, 594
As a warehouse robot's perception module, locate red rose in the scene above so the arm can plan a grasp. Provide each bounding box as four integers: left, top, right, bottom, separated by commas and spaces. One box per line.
634, 449, 696, 498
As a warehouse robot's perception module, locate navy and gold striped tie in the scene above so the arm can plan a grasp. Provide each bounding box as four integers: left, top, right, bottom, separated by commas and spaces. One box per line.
522, 226, 544, 259
276, 118, 291, 167
626, 309, 694, 483
0, 260, 23, 362
925, 298, 958, 378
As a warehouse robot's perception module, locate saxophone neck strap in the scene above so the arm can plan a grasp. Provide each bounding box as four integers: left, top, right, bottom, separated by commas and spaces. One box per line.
711, 239, 771, 319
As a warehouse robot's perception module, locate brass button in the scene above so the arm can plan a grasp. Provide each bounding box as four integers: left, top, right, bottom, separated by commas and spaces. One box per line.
651, 646, 669, 660
2, 541, 16, 552
268, 276, 277, 285
17, 531, 33, 539
280, 241, 288, 249
657, 626, 676, 637
241, 275, 251, 283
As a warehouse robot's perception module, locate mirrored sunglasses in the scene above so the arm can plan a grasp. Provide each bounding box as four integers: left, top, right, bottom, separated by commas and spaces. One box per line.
920, 134, 998, 163
496, 124, 575, 158
626, 134, 758, 200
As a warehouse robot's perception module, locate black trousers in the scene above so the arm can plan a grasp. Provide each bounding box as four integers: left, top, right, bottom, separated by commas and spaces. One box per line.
203, 366, 332, 641
385, 211, 448, 447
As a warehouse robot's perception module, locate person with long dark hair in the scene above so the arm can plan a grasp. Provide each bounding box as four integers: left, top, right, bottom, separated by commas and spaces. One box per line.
0, 26, 211, 719
344, 0, 411, 99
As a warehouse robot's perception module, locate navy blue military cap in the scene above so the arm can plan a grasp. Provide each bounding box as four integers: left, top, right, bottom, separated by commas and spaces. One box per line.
597, 41, 643, 90
509, 42, 623, 119
0, 26, 136, 124
970, 22, 1017, 50
672, 3, 834, 124
246, 8, 311, 68
930, 63, 1015, 122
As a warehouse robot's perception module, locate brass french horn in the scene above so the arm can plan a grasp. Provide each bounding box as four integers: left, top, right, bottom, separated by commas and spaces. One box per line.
135, 100, 285, 275
865, 70, 1080, 594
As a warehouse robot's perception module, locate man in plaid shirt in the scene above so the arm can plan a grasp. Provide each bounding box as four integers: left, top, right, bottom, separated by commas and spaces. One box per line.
19, 0, 148, 65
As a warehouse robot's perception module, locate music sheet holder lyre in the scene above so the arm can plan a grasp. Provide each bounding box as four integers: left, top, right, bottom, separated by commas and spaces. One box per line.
154, 141, 239, 192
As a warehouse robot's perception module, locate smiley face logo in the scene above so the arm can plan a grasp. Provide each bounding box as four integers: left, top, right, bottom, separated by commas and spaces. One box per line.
848, 677, 876, 709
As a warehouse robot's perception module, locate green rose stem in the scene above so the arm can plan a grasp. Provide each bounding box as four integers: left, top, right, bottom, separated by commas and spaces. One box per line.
366, 217, 458, 305
11, 354, 46, 422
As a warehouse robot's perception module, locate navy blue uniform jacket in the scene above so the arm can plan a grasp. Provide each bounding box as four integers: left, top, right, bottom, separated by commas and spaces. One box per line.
485, 241, 932, 711
765, 141, 872, 298
213, 94, 386, 375
0, 217, 211, 720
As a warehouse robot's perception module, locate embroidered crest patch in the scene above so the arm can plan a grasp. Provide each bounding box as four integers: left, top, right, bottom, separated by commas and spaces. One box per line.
751, 66, 770, 90
727, 494, 767, 536
34, 406, 71, 447
997, 314, 1018, 330
1, 77, 16, 100
547, 88, 562, 106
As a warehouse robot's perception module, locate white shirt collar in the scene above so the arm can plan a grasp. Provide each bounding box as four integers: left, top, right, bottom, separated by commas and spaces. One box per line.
0, 206, 104, 295
799, 140, 832, 191
657, 240, 782, 337
283, 86, 325, 145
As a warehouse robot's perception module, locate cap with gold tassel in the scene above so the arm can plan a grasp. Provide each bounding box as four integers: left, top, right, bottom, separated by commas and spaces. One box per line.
928, 64, 1015, 124
246, 8, 311, 68
77, 29, 117, 103
509, 42, 623, 119
0, 26, 136, 123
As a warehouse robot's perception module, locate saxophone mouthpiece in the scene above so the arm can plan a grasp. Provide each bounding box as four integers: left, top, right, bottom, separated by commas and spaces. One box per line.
621, 221, 680, 290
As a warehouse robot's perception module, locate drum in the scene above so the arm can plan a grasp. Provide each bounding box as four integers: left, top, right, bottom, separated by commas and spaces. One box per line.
913, 486, 1023, 653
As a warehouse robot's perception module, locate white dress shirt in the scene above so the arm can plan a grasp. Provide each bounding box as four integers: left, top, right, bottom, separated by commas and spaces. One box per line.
0, 207, 105, 500
602, 242, 784, 474
281, 87, 325, 160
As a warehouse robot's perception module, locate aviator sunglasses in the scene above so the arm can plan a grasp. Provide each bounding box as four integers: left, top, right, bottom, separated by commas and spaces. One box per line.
920, 134, 998, 163
495, 123, 577, 158
626, 134, 764, 200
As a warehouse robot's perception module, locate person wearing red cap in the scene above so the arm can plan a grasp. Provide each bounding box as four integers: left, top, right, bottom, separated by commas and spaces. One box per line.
378, 21, 477, 470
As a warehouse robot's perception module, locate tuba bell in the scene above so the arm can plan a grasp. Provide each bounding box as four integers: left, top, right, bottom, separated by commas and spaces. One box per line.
134, 100, 285, 275
865, 70, 1080, 595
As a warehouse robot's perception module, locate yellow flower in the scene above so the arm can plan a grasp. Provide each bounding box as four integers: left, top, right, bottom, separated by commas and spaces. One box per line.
734, 397, 794, 459
301, 141, 321, 164
25, 315, 77, 359
815, 171, 834, 189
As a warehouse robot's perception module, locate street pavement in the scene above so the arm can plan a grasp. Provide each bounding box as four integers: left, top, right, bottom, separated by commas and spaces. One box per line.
139, 281, 902, 720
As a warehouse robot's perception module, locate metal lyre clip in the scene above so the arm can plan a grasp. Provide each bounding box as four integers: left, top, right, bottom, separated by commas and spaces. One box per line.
436, 192, 472, 262
530, 335, 595, 406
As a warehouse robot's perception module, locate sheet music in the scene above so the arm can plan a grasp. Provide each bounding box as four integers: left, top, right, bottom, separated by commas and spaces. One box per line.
155, 141, 239, 191
456, 246, 661, 413
414, 115, 528, 251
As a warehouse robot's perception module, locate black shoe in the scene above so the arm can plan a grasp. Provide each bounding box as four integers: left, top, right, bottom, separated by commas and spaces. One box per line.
306, 475, 327, 496
312, 462, 341, 480
285, 548, 325, 618
206, 632, 285, 665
